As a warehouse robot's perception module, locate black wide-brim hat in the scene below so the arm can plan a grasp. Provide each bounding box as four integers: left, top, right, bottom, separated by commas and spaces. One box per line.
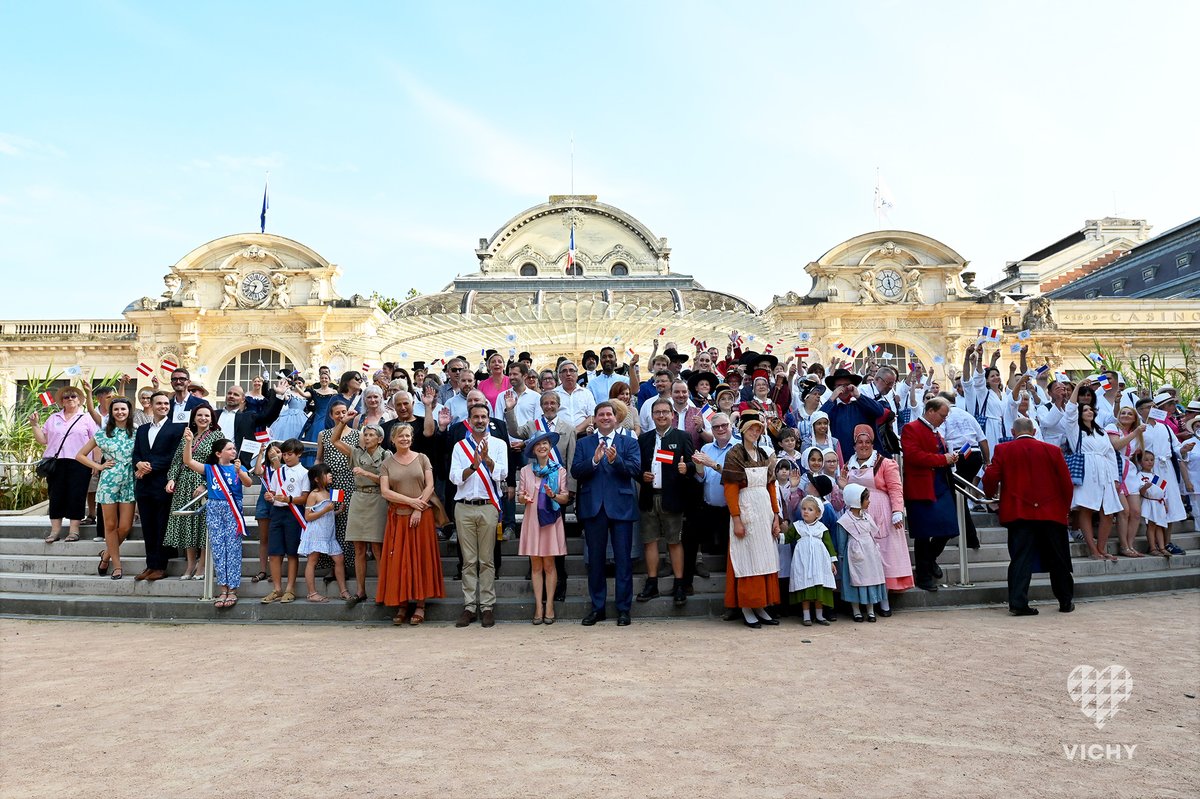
686, 370, 719, 395
824, 368, 863, 390
663, 348, 690, 364
738, 350, 779, 370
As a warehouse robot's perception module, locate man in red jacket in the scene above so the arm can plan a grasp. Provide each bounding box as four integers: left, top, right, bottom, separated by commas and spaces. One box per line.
983, 417, 1076, 615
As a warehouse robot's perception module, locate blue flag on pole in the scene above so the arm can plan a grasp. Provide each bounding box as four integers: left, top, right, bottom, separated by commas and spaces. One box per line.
259, 176, 269, 233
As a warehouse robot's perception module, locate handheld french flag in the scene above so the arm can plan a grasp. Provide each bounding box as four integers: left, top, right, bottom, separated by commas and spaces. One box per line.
160, 358, 178, 372
1087, 353, 1105, 366
657, 327, 667, 336
978, 327, 1001, 342
958, 442, 972, 456
38, 391, 55, 407
625, 347, 636, 360
135, 362, 153, 377
254, 430, 271, 444
1151, 474, 1168, 491
1097, 374, 1113, 391
1032, 364, 1050, 378
654, 448, 675, 465
700, 404, 715, 421
839, 344, 859, 358
566, 225, 576, 271
869, 344, 881, 353
329, 489, 345, 502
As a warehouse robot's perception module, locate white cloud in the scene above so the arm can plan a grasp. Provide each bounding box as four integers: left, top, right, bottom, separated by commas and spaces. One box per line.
0, 133, 65, 158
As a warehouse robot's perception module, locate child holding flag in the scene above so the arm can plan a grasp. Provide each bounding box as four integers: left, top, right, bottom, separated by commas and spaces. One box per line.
1135, 450, 1170, 555
181, 432, 252, 609
300, 464, 351, 602
261, 438, 310, 604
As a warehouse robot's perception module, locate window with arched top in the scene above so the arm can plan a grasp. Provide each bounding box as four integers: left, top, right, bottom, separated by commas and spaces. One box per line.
217, 348, 296, 396
610, 262, 629, 276
519, 263, 537, 276
850, 342, 910, 373
565, 264, 584, 276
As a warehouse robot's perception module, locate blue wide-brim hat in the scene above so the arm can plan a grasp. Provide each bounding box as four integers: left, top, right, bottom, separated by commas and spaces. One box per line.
525, 430, 561, 452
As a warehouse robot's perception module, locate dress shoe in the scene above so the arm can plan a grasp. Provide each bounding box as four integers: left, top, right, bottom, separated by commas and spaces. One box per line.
145, 569, 166, 582
743, 618, 762, 629
617, 611, 631, 626
480, 610, 495, 628
636, 579, 659, 602
931, 564, 943, 579
1010, 606, 1039, 616
866, 614, 877, 623
694, 560, 710, 579
455, 609, 476, 627
1059, 602, 1075, 613
758, 614, 780, 626
878, 608, 893, 618
581, 609, 607, 626
134, 569, 152, 582
916, 580, 939, 592
672, 583, 687, 607
813, 618, 831, 626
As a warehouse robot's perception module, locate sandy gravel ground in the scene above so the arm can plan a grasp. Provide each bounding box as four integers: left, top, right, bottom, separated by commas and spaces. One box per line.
1, 594, 1197, 799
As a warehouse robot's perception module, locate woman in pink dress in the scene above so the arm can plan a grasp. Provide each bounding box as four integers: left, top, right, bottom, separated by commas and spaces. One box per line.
840, 424, 913, 613
477, 352, 510, 408
518, 430, 569, 624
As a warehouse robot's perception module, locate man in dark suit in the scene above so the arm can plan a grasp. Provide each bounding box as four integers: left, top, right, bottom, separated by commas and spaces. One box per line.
983, 417, 1076, 615
165, 367, 205, 424
213, 382, 284, 451
131, 391, 185, 581
636, 397, 696, 606
571, 401, 642, 626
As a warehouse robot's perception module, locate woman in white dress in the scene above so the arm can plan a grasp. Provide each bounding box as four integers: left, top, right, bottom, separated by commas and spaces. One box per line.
964, 345, 1006, 451
721, 410, 782, 629
1106, 405, 1146, 558
1064, 382, 1124, 562
1004, 375, 1042, 440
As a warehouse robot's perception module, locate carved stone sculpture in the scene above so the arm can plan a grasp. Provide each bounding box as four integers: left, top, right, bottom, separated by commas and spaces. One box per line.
901, 269, 924, 304
220, 275, 238, 310
270, 273, 291, 309
1022, 296, 1056, 330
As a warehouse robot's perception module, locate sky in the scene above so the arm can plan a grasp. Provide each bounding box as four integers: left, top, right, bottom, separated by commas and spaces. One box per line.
1, 1, 1197, 319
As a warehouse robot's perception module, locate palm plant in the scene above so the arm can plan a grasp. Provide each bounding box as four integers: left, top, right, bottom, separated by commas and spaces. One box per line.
1078, 339, 1197, 405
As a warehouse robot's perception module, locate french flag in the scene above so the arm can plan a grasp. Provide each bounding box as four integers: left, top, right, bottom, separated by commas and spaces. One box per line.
329, 489, 346, 502
700, 404, 715, 421
978, 327, 1000, 342
1151, 475, 1168, 491
657, 327, 667, 336
1097, 374, 1113, 391
959, 442, 972, 456
566, 225, 576, 271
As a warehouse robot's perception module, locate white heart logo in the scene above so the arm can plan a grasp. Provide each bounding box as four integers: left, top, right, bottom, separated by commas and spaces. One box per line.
1067, 665, 1133, 730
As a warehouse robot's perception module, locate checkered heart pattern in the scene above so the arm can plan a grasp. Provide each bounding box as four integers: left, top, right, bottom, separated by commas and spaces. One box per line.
1067, 664, 1133, 730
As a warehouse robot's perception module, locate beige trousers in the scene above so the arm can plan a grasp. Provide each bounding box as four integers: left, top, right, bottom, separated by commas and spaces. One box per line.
456, 502, 498, 612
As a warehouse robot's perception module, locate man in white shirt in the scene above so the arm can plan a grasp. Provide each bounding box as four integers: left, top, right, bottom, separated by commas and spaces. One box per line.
639, 370, 674, 432
1035, 378, 1072, 448
554, 361, 596, 434
445, 370, 477, 426
450, 402, 509, 628
938, 389, 989, 550
494, 362, 540, 428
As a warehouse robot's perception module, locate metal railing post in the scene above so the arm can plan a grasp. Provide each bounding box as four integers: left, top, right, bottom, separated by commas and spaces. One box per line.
954, 488, 972, 587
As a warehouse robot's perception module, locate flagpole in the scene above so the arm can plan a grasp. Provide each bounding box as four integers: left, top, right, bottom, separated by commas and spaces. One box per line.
570, 133, 575, 196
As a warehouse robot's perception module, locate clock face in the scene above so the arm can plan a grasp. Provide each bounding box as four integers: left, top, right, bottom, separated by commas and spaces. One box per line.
875, 268, 903, 300
240, 271, 271, 302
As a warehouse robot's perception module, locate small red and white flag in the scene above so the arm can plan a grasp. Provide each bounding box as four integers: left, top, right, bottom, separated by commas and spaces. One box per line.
254, 430, 271, 444
38, 391, 55, 407
135, 362, 154, 377
160, 358, 178, 372
764, 343, 774, 354
625, 347, 636, 360
329, 489, 346, 502
794, 346, 809, 359
657, 327, 667, 336
654, 449, 675, 465
362, 362, 371, 373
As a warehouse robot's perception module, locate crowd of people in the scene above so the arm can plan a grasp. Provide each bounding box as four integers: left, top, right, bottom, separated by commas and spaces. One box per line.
29, 333, 1200, 623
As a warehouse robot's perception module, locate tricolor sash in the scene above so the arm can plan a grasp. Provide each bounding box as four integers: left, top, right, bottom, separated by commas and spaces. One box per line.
459, 435, 502, 514
206, 465, 246, 537
535, 416, 560, 465
274, 465, 307, 529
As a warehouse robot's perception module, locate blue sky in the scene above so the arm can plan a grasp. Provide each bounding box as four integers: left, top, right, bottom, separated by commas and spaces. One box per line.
1, 1, 1196, 318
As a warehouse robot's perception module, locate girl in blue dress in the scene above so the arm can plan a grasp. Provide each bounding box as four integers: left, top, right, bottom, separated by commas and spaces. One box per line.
269, 376, 310, 442
182, 432, 253, 609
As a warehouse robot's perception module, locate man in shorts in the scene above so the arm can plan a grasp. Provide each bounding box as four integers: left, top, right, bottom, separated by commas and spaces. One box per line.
636, 398, 696, 606
261, 438, 310, 604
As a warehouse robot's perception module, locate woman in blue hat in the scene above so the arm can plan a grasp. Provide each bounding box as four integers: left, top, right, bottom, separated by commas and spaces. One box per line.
518, 429, 570, 624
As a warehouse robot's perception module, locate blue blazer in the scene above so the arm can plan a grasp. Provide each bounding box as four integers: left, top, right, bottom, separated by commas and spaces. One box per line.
571, 431, 641, 522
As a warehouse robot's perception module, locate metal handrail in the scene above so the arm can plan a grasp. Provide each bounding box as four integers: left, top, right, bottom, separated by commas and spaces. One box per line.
169, 493, 216, 601
170, 493, 207, 516
949, 472, 1000, 587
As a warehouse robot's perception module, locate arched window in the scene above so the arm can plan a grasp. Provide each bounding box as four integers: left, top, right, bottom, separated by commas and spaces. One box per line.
610, 262, 629, 276
850, 342, 910, 373
217, 347, 296, 396
565, 264, 584, 276
519, 263, 537, 276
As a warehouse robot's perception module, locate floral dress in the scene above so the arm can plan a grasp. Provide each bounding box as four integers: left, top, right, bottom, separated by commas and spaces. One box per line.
94, 428, 136, 504
316, 427, 358, 572
164, 430, 219, 550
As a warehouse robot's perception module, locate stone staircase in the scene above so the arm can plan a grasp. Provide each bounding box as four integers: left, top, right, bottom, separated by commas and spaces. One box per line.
0, 506, 1196, 623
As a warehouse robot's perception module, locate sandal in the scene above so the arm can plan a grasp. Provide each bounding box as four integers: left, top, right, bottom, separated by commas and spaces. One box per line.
280, 590, 296, 603
261, 589, 282, 604
339, 591, 353, 602
63, 533, 80, 543
307, 592, 329, 603
345, 593, 367, 609
1121, 547, 1142, 558
214, 592, 230, 608
544, 612, 555, 625
409, 606, 426, 626
393, 605, 409, 625
44, 532, 62, 544
251, 571, 268, 583
226, 594, 238, 608
110, 570, 123, 580
98, 550, 110, 576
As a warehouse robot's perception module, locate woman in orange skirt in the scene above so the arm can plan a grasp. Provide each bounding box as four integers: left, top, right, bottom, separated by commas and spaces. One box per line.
377, 422, 443, 625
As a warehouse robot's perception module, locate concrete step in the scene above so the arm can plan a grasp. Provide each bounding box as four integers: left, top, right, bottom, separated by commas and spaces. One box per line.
891, 568, 1200, 609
